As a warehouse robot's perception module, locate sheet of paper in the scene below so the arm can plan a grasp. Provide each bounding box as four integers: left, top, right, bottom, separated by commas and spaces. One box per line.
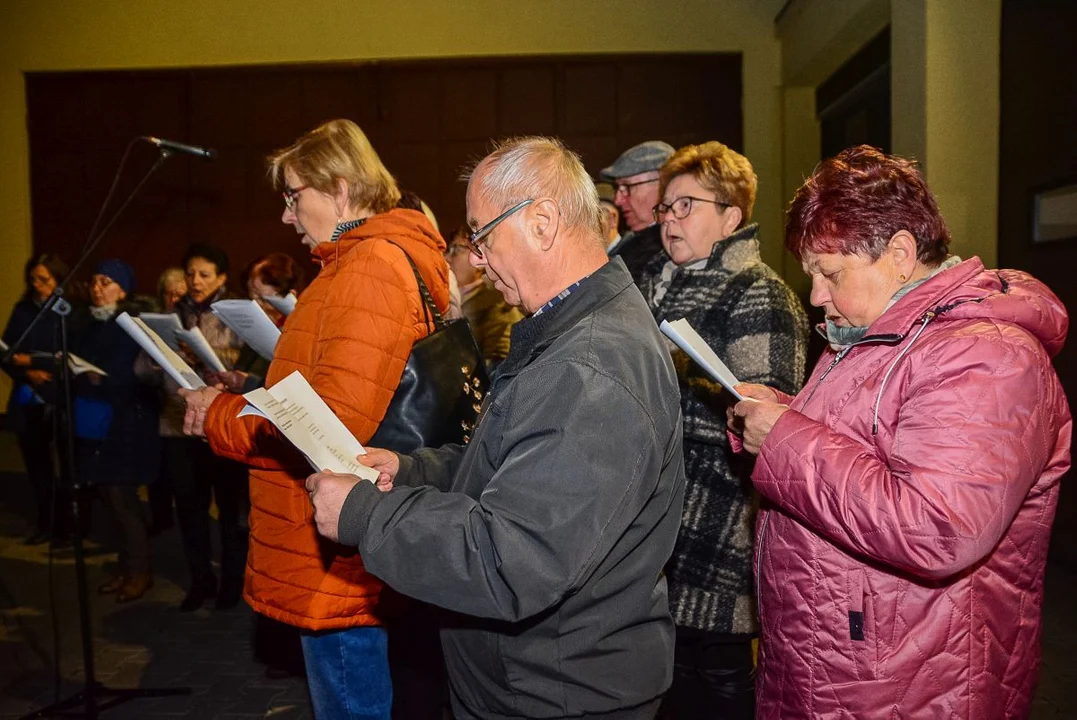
660, 318, 745, 401
211, 299, 281, 362
241, 371, 378, 482
116, 312, 205, 390
174, 326, 226, 373
261, 293, 297, 317
138, 313, 184, 352
68, 353, 108, 376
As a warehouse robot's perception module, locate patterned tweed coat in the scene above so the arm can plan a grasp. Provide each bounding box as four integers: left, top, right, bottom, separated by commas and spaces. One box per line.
640, 223, 809, 634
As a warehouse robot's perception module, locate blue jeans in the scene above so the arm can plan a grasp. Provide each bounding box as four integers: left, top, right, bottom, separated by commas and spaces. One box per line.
300, 626, 392, 720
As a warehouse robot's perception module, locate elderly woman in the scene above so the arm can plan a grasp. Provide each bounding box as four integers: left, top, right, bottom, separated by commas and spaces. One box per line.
70, 259, 160, 601
731, 145, 1071, 718
640, 141, 808, 719
179, 118, 448, 719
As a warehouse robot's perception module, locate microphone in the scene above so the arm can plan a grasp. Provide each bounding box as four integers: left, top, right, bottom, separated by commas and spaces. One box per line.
142, 136, 217, 160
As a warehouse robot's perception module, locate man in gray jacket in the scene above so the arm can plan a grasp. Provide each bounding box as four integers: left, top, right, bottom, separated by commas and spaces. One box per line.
306, 137, 686, 720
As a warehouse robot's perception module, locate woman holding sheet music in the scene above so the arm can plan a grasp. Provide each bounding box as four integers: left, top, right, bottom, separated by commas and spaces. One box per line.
728, 146, 1071, 718
639, 141, 809, 719
178, 118, 449, 719
69, 259, 160, 602
168, 242, 250, 612
2, 253, 70, 545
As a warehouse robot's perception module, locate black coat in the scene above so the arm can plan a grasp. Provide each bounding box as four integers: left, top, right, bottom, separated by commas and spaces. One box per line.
2, 296, 65, 425
69, 304, 160, 486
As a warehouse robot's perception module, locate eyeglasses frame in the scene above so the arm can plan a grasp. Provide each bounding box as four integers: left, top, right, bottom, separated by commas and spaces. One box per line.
282, 184, 309, 210
652, 195, 732, 223
467, 199, 535, 258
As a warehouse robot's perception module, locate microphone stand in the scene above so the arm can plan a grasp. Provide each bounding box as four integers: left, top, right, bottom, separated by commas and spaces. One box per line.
16, 145, 190, 719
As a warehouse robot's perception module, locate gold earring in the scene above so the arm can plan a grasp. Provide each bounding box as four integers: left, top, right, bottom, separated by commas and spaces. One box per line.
898, 274, 907, 283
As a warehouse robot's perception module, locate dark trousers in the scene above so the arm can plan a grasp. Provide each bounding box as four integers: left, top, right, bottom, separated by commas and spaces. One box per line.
168, 437, 249, 592
388, 602, 449, 720
663, 628, 755, 720
99, 484, 150, 574
16, 404, 64, 534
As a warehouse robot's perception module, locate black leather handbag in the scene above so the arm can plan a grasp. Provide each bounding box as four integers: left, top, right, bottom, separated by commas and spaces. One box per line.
369, 244, 489, 454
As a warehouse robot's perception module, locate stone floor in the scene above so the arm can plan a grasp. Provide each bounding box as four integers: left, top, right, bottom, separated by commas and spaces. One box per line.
0, 431, 1074, 718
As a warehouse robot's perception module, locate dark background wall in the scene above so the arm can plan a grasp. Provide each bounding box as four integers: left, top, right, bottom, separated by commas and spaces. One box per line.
25, 53, 742, 295
998, 0, 1077, 569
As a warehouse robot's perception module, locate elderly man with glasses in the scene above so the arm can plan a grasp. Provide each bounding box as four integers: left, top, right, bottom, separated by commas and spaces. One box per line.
305, 136, 687, 720
600, 140, 674, 285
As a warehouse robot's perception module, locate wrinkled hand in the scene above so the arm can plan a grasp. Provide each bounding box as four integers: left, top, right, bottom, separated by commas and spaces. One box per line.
178, 386, 222, 437
25, 369, 53, 386
358, 448, 399, 491
729, 388, 790, 455
205, 370, 248, 394
305, 471, 363, 542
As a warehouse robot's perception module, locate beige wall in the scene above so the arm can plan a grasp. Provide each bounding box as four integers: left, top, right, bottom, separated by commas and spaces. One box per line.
0, 0, 786, 400
778, 0, 1001, 274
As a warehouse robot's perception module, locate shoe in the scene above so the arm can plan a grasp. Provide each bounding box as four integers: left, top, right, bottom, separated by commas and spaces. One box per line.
23, 531, 51, 546
98, 575, 126, 594
117, 573, 154, 603
215, 580, 244, 610
179, 575, 217, 612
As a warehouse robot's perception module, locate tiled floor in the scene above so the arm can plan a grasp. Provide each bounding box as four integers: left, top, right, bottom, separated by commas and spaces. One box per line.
0, 431, 1073, 718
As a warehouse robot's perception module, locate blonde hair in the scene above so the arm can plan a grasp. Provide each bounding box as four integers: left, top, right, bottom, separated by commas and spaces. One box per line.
268, 119, 400, 214
468, 136, 601, 236
659, 141, 757, 227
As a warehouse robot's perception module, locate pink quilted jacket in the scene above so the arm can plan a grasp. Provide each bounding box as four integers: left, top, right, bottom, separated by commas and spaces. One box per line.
750, 258, 1071, 718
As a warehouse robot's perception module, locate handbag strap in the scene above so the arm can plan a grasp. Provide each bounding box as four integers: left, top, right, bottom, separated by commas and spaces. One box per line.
384, 241, 446, 334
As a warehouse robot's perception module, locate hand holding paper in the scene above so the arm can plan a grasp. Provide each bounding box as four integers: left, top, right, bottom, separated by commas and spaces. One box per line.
240, 371, 379, 482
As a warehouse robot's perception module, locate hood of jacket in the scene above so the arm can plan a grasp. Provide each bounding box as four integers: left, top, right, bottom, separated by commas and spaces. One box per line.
862, 257, 1068, 357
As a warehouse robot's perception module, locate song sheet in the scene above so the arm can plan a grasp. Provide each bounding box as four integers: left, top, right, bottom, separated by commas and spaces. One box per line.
240, 370, 378, 482
659, 318, 745, 401
116, 312, 205, 390
261, 293, 297, 317
210, 299, 281, 362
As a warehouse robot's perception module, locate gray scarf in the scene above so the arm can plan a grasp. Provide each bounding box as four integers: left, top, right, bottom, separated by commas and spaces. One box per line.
826, 255, 963, 349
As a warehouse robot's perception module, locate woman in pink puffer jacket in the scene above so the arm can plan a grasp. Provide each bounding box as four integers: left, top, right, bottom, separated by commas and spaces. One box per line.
731, 146, 1071, 719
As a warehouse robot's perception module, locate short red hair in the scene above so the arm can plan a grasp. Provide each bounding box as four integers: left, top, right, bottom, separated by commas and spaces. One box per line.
785, 145, 950, 265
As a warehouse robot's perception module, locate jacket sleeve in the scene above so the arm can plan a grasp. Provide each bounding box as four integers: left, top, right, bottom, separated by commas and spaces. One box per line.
394, 444, 467, 491
337, 362, 666, 621
753, 329, 1067, 580
204, 249, 422, 468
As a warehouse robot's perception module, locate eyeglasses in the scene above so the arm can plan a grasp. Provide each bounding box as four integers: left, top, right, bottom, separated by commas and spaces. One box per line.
467, 199, 534, 258
653, 196, 731, 223
613, 177, 659, 196
282, 185, 309, 210
445, 244, 470, 257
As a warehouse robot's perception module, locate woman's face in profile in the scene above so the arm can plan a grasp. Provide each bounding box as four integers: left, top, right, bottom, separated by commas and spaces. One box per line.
29, 264, 56, 302
803, 249, 898, 328
281, 168, 339, 250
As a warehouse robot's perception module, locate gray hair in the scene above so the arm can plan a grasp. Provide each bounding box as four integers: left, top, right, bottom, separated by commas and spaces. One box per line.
467, 137, 602, 237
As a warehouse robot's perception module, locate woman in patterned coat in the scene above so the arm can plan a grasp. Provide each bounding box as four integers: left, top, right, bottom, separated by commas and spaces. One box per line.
640, 141, 809, 719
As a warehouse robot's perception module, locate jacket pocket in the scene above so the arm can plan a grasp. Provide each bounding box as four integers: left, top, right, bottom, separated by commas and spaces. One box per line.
847, 568, 878, 680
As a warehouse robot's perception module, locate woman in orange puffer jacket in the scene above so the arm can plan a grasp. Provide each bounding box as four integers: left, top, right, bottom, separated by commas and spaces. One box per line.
180, 119, 448, 719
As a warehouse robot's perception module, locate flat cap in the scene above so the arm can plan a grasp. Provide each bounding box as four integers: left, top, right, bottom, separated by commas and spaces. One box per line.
600, 141, 675, 180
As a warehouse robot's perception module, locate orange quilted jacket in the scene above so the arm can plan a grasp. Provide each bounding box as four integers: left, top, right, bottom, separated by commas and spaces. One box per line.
203, 208, 448, 630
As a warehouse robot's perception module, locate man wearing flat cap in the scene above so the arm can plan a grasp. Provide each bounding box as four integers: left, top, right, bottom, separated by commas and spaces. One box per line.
601, 140, 674, 284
